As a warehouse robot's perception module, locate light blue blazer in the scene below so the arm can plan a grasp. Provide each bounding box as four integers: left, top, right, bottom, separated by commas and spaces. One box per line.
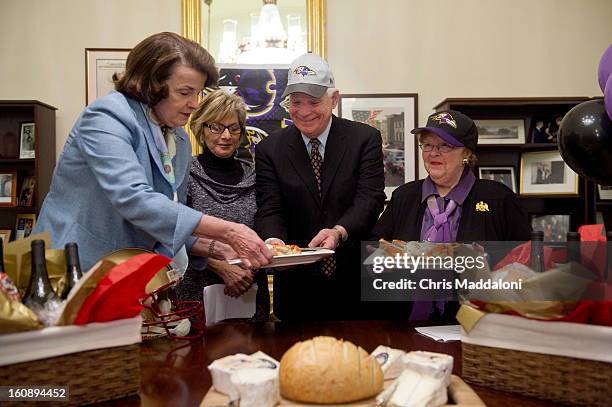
34, 91, 202, 271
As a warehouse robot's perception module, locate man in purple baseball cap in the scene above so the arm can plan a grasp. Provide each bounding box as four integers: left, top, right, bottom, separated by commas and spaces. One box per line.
372, 109, 531, 322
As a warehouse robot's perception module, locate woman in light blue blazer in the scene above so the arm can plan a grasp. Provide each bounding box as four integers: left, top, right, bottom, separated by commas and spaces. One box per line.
34, 32, 272, 272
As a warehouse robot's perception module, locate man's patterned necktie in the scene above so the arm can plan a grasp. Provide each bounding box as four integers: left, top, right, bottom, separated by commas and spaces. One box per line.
310, 138, 336, 277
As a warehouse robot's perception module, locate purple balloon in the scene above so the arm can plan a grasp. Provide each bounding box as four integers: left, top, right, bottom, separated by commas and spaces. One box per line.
606, 74, 612, 121
598, 44, 612, 92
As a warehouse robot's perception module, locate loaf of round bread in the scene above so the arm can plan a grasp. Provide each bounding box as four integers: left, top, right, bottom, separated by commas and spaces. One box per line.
279, 336, 384, 404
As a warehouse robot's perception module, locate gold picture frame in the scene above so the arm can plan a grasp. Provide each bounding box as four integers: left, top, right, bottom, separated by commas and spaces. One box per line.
182, 0, 326, 58
181, 0, 326, 154
519, 150, 579, 196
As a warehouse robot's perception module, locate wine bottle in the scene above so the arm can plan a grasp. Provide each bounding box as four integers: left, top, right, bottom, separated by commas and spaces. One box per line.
23, 240, 60, 308
59, 242, 83, 300
566, 232, 581, 264
530, 231, 545, 273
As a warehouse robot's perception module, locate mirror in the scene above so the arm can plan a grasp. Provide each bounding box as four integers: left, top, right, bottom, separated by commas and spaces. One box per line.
182, 0, 326, 62
181, 0, 326, 155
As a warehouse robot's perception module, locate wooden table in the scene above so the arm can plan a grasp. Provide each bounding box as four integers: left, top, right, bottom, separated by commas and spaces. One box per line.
101, 320, 562, 406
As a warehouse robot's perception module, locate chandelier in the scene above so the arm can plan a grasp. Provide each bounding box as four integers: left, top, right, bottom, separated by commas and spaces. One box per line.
215, 0, 307, 65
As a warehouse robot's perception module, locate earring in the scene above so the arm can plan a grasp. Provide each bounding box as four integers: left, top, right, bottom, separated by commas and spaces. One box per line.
462, 157, 469, 166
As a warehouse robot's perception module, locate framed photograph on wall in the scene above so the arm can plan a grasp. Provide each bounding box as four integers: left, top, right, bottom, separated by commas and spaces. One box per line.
338, 93, 418, 199
85, 48, 130, 105
14, 213, 36, 240
531, 214, 570, 242
519, 150, 578, 196
0, 169, 17, 207
19, 122, 35, 159
597, 184, 612, 200
474, 119, 526, 145
478, 166, 516, 193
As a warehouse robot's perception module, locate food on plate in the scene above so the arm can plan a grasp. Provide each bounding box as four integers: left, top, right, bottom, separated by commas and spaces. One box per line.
373, 350, 452, 407
372, 345, 406, 380
230, 368, 279, 407
279, 336, 384, 404
377, 368, 447, 407
400, 351, 453, 387
208, 351, 279, 400
266, 244, 302, 256
379, 239, 458, 259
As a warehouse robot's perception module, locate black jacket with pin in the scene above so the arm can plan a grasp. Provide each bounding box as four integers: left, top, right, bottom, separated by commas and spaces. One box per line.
373, 178, 531, 242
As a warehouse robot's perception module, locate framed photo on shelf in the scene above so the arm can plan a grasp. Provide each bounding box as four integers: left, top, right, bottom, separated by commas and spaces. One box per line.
519, 150, 578, 196
529, 116, 563, 144
478, 166, 516, 193
338, 93, 418, 199
530, 214, 570, 242
474, 119, 525, 145
0, 229, 11, 248
18, 176, 36, 206
14, 213, 36, 240
0, 169, 17, 207
19, 122, 35, 159
85, 48, 130, 105
597, 184, 612, 200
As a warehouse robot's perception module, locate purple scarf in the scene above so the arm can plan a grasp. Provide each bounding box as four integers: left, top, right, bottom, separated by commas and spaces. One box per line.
423, 196, 458, 242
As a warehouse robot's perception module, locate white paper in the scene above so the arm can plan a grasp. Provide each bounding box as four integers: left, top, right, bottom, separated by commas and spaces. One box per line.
203, 284, 257, 326
415, 325, 461, 342
0, 316, 142, 366
462, 313, 612, 363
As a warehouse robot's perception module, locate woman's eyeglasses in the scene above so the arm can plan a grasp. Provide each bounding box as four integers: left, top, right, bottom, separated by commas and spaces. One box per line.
418, 143, 456, 153
205, 123, 242, 135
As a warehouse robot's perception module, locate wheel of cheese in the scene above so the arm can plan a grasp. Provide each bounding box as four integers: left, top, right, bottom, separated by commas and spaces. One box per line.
279, 336, 384, 404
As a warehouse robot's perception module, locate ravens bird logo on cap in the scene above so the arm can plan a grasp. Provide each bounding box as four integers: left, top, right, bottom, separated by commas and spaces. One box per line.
431, 112, 457, 128
293, 65, 317, 77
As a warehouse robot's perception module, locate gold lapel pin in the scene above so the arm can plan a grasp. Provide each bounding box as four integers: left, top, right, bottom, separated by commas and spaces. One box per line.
475, 201, 490, 212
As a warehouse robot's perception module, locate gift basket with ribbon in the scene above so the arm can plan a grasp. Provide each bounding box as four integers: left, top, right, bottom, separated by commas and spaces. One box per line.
0, 233, 203, 406
454, 227, 612, 407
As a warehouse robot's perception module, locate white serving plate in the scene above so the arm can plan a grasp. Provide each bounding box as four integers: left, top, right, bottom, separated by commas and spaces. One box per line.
227, 248, 334, 268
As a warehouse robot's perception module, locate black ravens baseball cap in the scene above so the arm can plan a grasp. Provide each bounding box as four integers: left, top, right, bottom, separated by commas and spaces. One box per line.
411, 110, 478, 151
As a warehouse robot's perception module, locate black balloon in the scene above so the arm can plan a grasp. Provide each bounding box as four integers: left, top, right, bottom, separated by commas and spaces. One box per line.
558, 99, 612, 185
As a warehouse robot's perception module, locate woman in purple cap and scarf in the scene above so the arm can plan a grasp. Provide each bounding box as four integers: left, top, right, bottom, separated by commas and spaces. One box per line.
371, 110, 531, 321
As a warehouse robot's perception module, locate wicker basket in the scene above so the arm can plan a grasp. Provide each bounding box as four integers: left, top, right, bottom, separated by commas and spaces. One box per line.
462, 342, 612, 407
0, 344, 140, 406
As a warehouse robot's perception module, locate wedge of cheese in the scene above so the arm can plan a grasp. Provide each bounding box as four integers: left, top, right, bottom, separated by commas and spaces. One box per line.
400, 351, 453, 387
372, 345, 407, 379
208, 351, 279, 399
386, 369, 447, 407
230, 368, 279, 407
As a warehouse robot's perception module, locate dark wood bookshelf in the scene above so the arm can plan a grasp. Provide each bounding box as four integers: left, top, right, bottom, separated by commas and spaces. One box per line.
0, 100, 56, 240
435, 97, 600, 233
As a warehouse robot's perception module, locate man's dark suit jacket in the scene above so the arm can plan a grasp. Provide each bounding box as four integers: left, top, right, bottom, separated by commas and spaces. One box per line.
255, 115, 385, 320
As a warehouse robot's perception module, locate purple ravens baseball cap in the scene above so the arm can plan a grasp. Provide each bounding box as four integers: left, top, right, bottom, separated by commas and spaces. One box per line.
411, 110, 478, 151
281, 53, 336, 99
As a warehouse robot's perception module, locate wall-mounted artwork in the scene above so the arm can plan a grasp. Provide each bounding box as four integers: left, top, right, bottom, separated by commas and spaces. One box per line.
338, 94, 418, 199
